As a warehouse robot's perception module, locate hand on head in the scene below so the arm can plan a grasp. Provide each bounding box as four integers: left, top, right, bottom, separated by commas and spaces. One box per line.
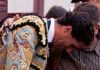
0, 14, 20, 33
13, 14, 20, 21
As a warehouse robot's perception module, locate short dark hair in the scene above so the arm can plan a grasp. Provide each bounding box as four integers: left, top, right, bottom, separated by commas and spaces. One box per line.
45, 6, 67, 18
71, 0, 89, 3
71, 0, 100, 3
74, 2, 100, 39
74, 2, 100, 23
57, 12, 94, 45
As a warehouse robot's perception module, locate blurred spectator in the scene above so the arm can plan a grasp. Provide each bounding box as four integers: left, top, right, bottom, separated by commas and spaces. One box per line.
45, 6, 67, 18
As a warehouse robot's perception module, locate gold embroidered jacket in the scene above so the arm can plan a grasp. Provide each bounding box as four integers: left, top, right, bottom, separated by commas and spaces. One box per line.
0, 15, 49, 70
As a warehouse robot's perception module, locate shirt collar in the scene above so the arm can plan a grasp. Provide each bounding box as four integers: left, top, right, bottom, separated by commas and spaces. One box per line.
95, 40, 100, 56
82, 40, 100, 56
43, 18, 55, 43
47, 18, 55, 43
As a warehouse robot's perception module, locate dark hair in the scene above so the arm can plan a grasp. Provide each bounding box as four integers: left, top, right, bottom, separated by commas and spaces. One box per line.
57, 12, 94, 45
71, 0, 100, 3
74, 2, 100, 39
71, 0, 90, 3
45, 6, 67, 18
74, 2, 100, 23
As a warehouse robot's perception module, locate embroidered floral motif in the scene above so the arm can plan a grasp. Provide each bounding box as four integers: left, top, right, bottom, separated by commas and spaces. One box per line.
10, 64, 18, 70
4, 15, 49, 70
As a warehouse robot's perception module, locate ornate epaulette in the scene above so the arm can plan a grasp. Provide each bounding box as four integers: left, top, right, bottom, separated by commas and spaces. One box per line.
10, 15, 49, 70
12, 15, 47, 47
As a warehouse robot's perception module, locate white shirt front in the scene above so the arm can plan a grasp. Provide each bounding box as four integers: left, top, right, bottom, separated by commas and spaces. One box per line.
43, 18, 55, 43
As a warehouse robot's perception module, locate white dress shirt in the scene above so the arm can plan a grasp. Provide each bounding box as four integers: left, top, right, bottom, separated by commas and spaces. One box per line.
43, 18, 55, 43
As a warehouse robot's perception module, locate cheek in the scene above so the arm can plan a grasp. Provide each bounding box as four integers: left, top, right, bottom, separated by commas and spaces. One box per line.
56, 31, 64, 40
63, 37, 76, 47
62, 39, 69, 46
56, 35, 64, 43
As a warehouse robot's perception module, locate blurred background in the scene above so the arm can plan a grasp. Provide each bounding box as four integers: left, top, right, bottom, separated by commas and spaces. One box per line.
0, 0, 74, 21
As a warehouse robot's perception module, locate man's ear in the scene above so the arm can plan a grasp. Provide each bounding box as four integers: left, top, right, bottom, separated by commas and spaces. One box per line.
94, 24, 99, 35
63, 25, 72, 32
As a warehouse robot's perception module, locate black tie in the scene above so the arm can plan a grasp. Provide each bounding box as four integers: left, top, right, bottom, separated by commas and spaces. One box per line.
47, 19, 51, 30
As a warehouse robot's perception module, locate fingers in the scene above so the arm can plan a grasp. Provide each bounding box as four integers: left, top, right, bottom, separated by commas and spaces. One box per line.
0, 14, 20, 32
3, 18, 14, 29
13, 14, 20, 21
0, 25, 4, 33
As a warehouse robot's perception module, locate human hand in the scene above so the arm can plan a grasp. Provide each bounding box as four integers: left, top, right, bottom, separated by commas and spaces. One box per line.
0, 14, 20, 34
